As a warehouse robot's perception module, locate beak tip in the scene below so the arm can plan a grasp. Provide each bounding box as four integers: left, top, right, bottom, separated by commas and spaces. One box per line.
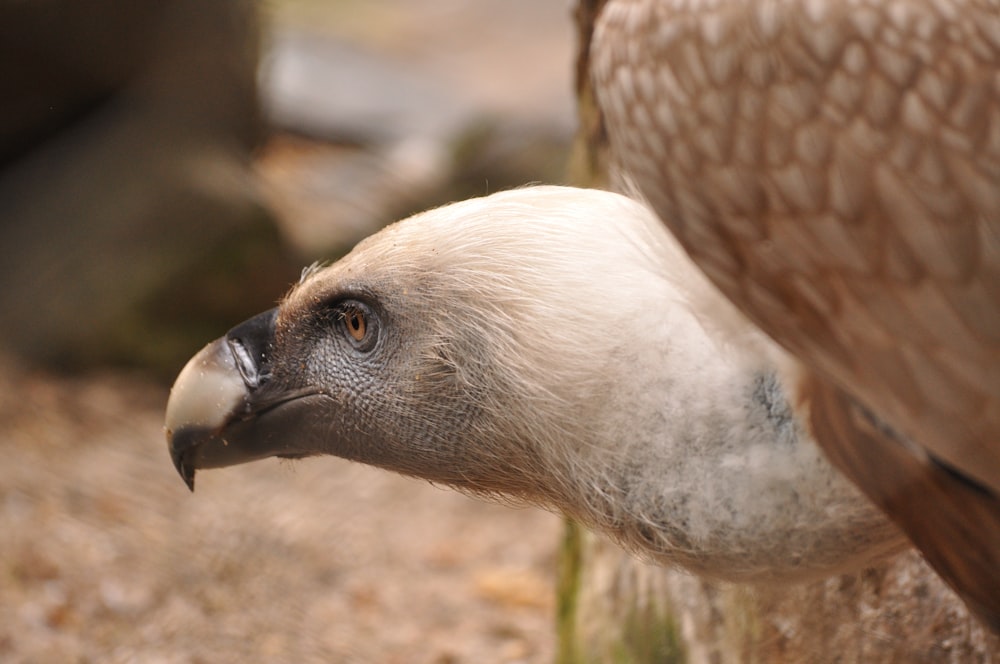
179, 460, 197, 492
168, 430, 197, 492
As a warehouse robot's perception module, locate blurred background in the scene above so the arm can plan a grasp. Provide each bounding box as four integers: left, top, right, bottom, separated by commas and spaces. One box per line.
0, 1, 574, 660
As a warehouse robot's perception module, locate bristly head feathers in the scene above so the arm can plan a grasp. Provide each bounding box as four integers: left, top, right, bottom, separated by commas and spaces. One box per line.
287, 186, 686, 498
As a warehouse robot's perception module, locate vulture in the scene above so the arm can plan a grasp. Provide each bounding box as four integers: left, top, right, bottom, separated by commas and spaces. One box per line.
167, 186, 903, 581
167, 0, 1000, 630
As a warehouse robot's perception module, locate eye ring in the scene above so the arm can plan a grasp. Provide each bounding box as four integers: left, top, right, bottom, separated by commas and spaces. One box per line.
337, 301, 378, 352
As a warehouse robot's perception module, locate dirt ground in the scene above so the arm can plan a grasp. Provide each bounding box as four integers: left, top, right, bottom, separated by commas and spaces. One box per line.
0, 358, 562, 663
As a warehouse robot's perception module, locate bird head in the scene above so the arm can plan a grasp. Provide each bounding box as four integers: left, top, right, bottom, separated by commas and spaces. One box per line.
165, 186, 679, 504
165, 184, 907, 580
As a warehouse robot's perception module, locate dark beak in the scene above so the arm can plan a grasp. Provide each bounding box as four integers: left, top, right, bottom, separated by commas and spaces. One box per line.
165, 308, 324, 490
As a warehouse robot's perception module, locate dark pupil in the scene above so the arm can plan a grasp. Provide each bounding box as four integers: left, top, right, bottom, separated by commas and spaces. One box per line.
347, 311, 364, 335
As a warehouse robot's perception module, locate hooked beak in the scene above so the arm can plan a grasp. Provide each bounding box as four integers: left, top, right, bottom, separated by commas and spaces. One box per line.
165, 308, 325, 490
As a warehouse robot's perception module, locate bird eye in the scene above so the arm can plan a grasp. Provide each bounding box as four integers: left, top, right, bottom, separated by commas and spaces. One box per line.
344, 308, 366, 341
337, 301, 378, 351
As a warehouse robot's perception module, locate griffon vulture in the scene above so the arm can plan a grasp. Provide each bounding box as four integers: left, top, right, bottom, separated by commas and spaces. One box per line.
167, 0, 1000, 630
167, 185, 902, 581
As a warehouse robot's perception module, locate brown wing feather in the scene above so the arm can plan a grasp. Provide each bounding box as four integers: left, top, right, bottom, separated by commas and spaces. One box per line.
806, 374, 1000, 632
593, 0, 1000, 627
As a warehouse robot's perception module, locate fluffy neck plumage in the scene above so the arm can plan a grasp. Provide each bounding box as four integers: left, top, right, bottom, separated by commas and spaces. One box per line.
414, 187, 904, 581
513, 264, 896, 580
299, 186, 903, 580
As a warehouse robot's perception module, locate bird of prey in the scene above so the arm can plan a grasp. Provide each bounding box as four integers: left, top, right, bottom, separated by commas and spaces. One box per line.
166, 0, 1000, 631
167, 186, 903, 582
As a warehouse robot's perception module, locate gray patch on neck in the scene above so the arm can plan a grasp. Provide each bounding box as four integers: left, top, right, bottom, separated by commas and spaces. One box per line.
749, 371, 797, 443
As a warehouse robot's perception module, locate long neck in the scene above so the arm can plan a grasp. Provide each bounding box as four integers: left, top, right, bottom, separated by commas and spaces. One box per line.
551, 299, 902, 582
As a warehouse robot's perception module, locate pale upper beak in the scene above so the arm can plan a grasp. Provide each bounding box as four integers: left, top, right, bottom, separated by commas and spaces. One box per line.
165, 308, 325, 490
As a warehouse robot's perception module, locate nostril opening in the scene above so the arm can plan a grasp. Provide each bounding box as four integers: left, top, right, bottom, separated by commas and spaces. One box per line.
223, 307, 278, 390
228, 337, 269, 390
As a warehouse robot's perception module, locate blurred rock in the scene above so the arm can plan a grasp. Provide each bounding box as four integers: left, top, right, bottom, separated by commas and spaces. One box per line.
258, 119, 571, 258
0, 0, 577, 374
0, 0, 301, 374
264, 1, 576, 134
257, 135, 451, 256
258, 12, 575, 258
261, 29, 472, 145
